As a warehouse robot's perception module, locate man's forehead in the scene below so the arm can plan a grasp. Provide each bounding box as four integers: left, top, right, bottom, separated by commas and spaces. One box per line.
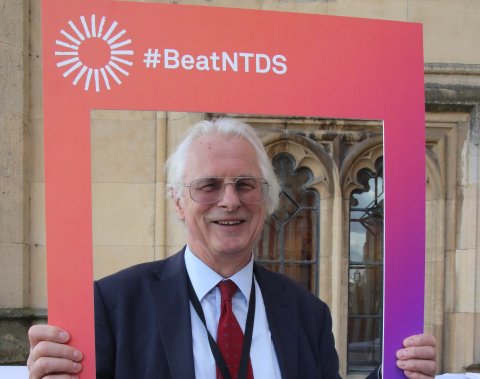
187, 134, 257, 157
184, 134, 262, 177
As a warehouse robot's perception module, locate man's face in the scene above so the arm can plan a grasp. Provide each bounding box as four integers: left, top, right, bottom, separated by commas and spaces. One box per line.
175, 134, 267, 269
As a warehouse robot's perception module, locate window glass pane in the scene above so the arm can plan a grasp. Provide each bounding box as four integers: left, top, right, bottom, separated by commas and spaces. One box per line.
348, 158, 383, 372
347, 317, 382, 371
349, 220, 367, 263
255, 153, 319, 294
256, 217, 280, 261
284, 263, 314, 290
348, 266, 383, 316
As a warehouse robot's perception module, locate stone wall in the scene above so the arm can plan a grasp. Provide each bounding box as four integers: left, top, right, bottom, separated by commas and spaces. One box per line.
0, 309, 46, 364
425, 66, 480, 372
0, 0, 33, 365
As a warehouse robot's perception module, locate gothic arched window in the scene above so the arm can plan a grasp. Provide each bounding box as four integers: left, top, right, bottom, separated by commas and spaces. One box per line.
347, 157, 384, 373
255, 153, 320, 294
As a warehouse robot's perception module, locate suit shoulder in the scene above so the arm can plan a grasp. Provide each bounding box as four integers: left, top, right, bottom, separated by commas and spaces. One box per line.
254, 264, 329, 310
97, 261, 159, 285
95, 251, 183, 292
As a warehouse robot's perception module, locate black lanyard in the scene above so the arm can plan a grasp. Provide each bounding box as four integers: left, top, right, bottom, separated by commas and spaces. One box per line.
186, 273, 256, 379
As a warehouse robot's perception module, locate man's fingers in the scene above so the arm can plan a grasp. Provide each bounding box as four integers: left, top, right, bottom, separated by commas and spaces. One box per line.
397, 345, 436, 361
29, 356, 82, 379
27, 326, 83, 379
29, 340, 83, 364
396, 333, 437, 378
403, 334, 437, 349
36, 356, 83, 373
401, 370, 434, 379
28, 324, 70, 346
397, 358, 436, 377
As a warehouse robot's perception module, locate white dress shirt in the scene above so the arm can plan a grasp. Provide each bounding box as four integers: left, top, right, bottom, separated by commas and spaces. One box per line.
185, 246, 282, 379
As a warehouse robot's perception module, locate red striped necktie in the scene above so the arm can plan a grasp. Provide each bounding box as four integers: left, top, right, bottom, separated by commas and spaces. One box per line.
216, 280, 254, 379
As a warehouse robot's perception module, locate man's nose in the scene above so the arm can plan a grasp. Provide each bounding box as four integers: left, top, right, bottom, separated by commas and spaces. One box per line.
218, 182, 241, 207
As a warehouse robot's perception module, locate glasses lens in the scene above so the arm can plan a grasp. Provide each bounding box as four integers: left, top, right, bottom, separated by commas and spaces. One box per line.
187, 177, 268, 204
189, 178, 224, 203
234, 178, 267, 203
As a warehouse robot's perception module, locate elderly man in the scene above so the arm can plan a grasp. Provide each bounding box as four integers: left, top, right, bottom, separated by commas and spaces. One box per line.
28, 118, 436, 378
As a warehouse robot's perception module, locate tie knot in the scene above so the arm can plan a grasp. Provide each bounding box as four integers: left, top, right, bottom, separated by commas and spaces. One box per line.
218, 279, 238, 302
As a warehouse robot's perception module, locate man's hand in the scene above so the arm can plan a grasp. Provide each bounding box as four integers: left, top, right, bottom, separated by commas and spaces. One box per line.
27, 324, 83, 379
396, 334, 437, 379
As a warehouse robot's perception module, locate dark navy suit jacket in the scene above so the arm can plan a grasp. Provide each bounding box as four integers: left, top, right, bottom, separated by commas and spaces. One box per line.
94, 249, 378, 379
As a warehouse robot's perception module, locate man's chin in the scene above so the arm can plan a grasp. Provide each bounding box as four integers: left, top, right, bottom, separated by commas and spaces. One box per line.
213, 243, 253, 258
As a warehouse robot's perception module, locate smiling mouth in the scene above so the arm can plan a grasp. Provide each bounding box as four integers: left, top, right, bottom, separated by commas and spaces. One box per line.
214, 220, 244, 225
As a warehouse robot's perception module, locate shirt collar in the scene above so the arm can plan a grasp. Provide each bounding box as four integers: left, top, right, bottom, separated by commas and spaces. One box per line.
184, 245, 254, 303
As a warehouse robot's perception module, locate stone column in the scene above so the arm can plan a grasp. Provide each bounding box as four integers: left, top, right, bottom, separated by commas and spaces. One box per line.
0, 1, 30, 310
0, 0, 35, 364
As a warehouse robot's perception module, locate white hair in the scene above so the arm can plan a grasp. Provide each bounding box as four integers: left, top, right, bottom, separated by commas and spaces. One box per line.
166, 117, 280, 214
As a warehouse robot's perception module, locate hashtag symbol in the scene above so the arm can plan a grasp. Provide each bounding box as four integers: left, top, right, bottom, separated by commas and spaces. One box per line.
144, 48, 161, 68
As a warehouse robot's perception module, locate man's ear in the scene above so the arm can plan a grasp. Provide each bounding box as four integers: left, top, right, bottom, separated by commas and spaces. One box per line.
173, 190, 185, 220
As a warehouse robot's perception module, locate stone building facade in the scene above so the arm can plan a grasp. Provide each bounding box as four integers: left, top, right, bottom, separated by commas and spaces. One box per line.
1, 1, 479, 377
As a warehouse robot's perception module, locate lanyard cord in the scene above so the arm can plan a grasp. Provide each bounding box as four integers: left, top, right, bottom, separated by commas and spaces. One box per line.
186, 273, 256, 379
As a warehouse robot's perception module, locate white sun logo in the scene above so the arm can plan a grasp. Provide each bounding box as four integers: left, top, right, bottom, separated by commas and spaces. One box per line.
55, 15, 134, 92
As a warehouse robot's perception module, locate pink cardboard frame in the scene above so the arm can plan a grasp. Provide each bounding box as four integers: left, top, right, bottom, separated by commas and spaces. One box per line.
42, 1, 425, 377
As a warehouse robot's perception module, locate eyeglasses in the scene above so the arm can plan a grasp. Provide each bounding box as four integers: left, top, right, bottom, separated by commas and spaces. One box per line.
184, 177, 269, 204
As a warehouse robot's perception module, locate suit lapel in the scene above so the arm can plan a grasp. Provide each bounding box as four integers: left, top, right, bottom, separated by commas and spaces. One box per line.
255, 265, 299, 379
146, 254, 302, 378
149, 250, 196, 379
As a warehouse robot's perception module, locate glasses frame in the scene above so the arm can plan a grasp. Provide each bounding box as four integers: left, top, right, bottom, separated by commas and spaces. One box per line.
184, 176, 270, 204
